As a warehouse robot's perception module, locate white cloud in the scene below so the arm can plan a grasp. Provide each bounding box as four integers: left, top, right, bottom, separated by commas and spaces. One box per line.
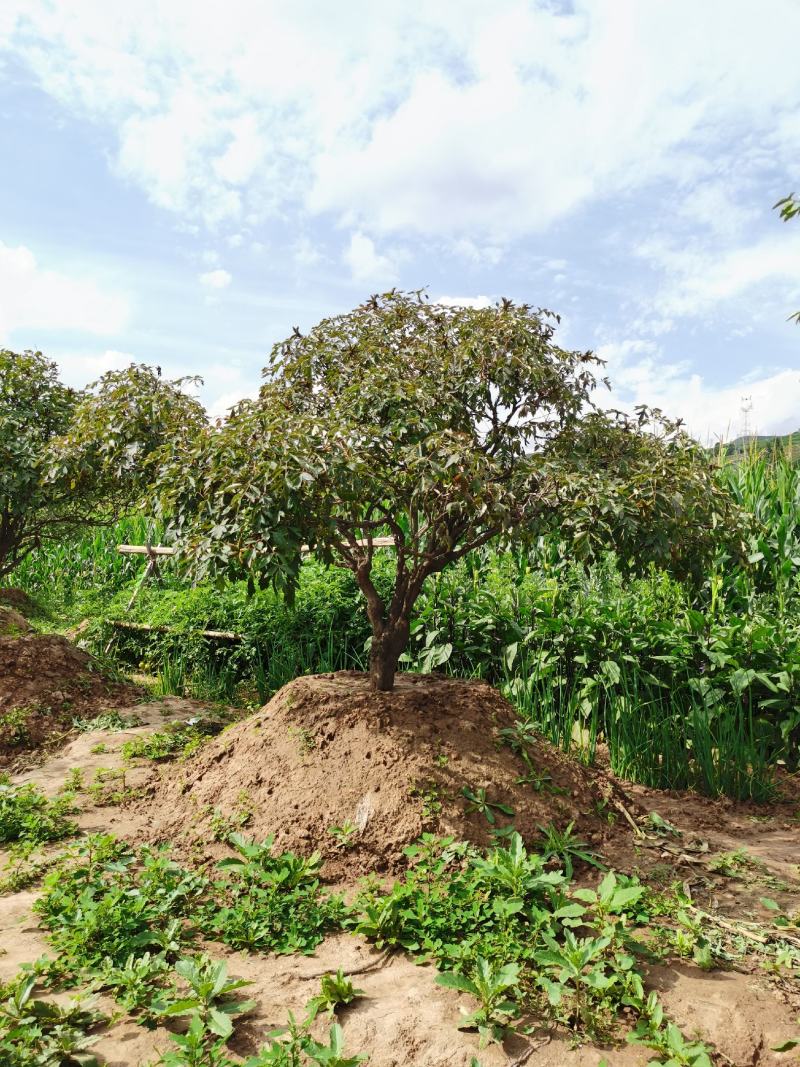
3, 1, 800, 239
198, 268, 232, 289
599, 338, 800, 442
0, 241, 130, 344
342, 232, 397, 286
437, 294, 495, 309
634, 229, 800, 324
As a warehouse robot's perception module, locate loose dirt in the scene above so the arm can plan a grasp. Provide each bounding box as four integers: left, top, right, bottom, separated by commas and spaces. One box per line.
140, 671, 631, 880
0, 632, 143, 767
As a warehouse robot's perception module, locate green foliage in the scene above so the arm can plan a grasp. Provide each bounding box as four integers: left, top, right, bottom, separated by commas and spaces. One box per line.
122, 723, 210, 762
774, 192, 800, 324
245, 1016, 367, 1067
351, 832, 646, 1041
0, 976, 106, 1067
460, 787, 514, 826
154, 955, 255, 1039
436, 959, 520, 1045
34, 838, 205, 973
0, 350, 78, 579
0, 784, 77, 846
0, 355, 203, 582
304, 970, 364, 1025
628, 992, 713, 1065
535, 822, 604, 880
198, 833, 347, 955
155, 291, 732, 691
47, 363, 206, 510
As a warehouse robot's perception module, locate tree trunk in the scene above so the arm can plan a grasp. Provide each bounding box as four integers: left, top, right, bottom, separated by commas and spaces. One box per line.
369, 620, 410, 692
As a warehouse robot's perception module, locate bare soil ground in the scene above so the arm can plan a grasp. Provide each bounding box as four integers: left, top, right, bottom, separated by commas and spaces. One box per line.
1, 656, 799, 1066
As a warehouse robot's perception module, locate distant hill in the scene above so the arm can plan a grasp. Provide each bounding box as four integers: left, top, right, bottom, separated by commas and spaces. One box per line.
713, 429, 800, 463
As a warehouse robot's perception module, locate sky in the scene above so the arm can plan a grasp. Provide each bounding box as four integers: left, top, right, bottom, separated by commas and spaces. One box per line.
0, 0, 798, 442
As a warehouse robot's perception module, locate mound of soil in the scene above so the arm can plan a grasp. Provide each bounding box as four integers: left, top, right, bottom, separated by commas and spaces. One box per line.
0, 633, 142, 767
0, 606, 32, 636
143, 671, 630, 880
0, 587, 40, 617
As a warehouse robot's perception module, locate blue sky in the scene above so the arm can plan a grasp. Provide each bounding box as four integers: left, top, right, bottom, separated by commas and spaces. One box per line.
0, 1, 798, 441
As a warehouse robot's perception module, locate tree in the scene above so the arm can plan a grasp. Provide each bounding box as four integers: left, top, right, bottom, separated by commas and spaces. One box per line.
773, 193, 800, 324
0, 351, 78, 578
158, 291, 737, 693
0, 354, 205, 580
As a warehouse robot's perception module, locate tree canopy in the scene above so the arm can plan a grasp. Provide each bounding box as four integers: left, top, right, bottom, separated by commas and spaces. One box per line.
0, 354, 205, 580
159, 291, 738, 691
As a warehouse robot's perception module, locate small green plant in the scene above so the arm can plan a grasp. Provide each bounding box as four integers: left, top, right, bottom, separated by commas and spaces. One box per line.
95, 951, 170, 1023
200, 834, 347, 955
0, 783, 77, 846
156, 1013, 237, 1067
0, 705, 36, 745
62, 768, 85, 793
628, 992, 713, 1065
328, 822, 359, 851
0, 846, 59, 894
122, 723, 208, 762
535, 821, 604, 878
288, 726, 316, 754
246, 1017, 367, 1067
436, 958, 520, 1046
155, 954, 255, 1038
0, 974, 107, 1067
409, 781, 442, 821
89, 744, 108, 755
461, 787, 515, 826
304, 970, 365, 1024
88, 767, 140, 806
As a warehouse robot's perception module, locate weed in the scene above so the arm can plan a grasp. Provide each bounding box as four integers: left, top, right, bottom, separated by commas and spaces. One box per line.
199, 834, 347, 955
628, 991, 714, 1065
154, 955, 255, 1038
437, 958, 520, 1046
409, 781, 442, 821
73, 712, 142, 732
62, 769, 85, 793
89, 744, 108, 755
0, 974, 107, 1067
0, 705, 37, 746
535, 821, 604, 878
328, 822, 359, 850
208, 794, 253, 841
0, 784, 77, 846
122, 723, 209, 762
88, 768, 140, 806
288, 726, 316, 755
304, 970, 365, 1025
461, 787, 515, 826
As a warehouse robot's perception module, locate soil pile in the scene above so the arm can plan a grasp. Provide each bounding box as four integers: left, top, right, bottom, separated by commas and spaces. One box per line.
143, 671, 629, 879
0, 587, 40, 617
0, 632, 142, 766
0, 606, 32, 636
